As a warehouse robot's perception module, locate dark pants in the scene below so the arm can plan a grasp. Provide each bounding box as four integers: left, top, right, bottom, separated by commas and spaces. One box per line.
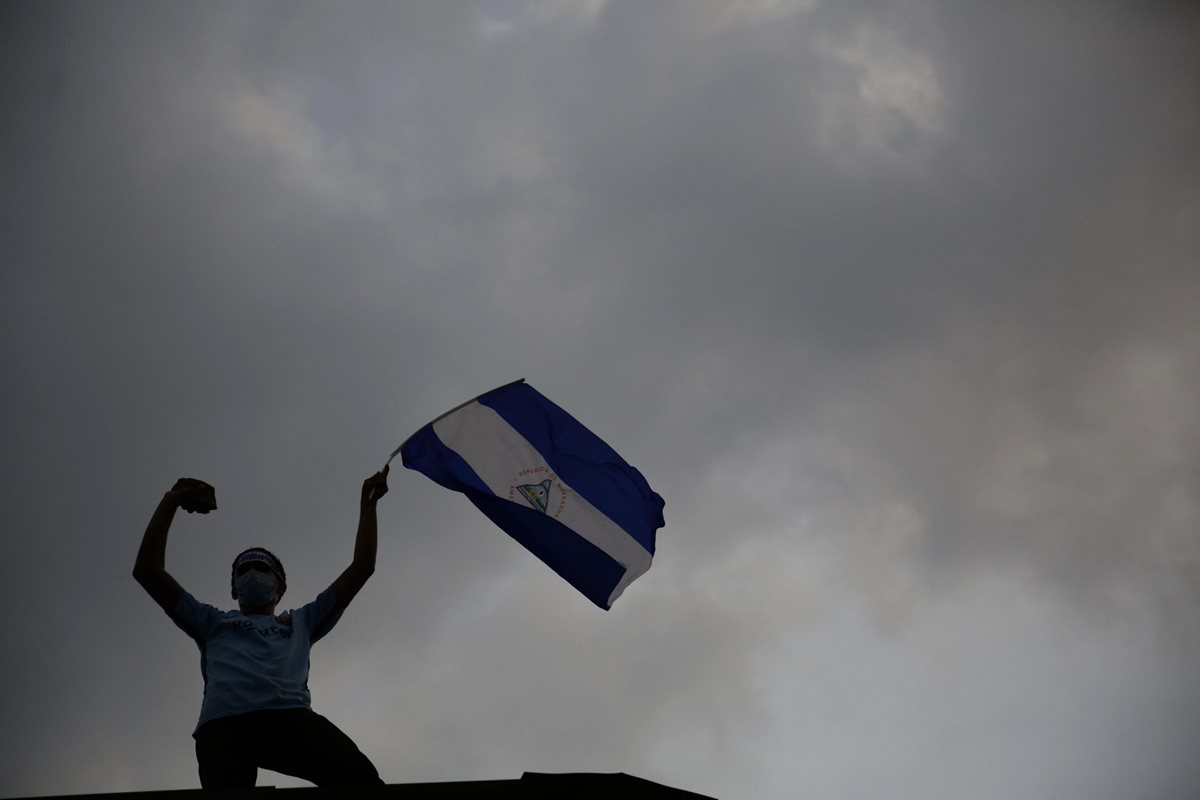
194, 708, 383, 789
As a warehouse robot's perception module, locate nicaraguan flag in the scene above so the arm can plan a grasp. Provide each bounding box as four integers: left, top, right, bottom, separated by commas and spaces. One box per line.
394, 379, 664, 609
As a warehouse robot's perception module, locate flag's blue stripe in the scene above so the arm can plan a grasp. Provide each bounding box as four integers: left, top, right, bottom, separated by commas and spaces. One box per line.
466, 492, 627, 609
477, 383, 664, 555
400, 424, 493, 496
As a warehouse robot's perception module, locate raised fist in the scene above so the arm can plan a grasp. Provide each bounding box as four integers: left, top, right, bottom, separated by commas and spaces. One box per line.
361, 465, 390, 504
171, 478, 217, 514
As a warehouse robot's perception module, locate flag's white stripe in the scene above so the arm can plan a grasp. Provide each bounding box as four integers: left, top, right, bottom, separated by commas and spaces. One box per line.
433, 401, 652, 604
605, 558, 647, 606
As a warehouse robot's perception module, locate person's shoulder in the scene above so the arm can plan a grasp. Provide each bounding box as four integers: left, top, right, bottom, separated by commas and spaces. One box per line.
291, 586, 343, 622
299, 585, 348, 643
290, 587, 331, 612
169, 592, 233, 637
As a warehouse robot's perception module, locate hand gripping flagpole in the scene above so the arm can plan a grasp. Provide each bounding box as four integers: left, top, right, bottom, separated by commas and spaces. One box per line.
384, 378, 526, 468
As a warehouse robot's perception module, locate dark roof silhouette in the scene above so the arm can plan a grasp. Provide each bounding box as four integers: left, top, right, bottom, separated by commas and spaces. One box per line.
19, 772, 717, 800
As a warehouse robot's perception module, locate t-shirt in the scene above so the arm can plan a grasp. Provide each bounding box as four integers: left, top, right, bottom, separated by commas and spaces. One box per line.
169, 586, 345, 732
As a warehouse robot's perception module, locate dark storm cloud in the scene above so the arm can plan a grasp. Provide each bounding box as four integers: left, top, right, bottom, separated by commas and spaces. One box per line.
2, 2, 1198, 799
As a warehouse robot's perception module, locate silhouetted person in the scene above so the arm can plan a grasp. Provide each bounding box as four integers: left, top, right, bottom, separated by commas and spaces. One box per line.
133, 469, 390, 789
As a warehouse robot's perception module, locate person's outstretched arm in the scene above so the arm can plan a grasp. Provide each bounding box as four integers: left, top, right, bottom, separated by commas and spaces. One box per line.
332, 466, 389, 607
133, 479, 214, 614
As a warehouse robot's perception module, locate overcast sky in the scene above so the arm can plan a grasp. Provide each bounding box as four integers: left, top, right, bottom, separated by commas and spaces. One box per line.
2, 2, 1199, 799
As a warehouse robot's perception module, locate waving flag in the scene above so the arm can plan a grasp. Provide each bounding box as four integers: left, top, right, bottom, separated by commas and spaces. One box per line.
393, 380, 664, 609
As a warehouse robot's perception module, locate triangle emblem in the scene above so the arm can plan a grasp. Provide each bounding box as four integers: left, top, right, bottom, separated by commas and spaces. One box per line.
516, 479, 552, 513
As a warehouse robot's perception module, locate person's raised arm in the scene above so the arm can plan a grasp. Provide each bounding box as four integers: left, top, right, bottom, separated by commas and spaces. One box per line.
133, 479, 215, 614
332, 466, 389, 608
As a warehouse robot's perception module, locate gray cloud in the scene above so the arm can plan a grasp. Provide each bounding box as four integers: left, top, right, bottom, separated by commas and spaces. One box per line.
3, 2, 1198, 799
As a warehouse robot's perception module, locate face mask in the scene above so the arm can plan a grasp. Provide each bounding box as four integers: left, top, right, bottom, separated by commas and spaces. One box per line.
235, 571, 278, 608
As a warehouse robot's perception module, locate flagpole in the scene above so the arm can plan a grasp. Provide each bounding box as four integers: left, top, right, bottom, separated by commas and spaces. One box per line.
385, 378, 526, 466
